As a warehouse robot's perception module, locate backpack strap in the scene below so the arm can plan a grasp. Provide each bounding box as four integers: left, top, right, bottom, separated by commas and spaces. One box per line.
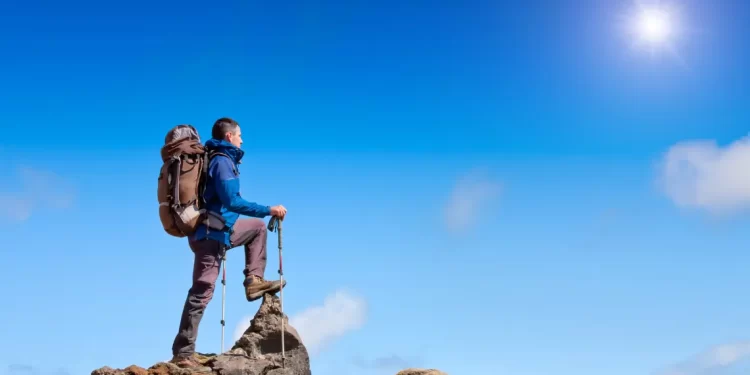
208, 151, 237, 175
200, 151, 236, 207
199, 152, 209, 207
167, 156, 182, 207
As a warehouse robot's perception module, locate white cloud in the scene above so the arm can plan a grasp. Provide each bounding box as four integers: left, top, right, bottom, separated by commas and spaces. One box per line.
233, 289, 367, 356
444, 168, 502, 233
656, 341, 750, 375
290, 290, 367, 356
657, 135, 750, 215
0, 166, 76, 222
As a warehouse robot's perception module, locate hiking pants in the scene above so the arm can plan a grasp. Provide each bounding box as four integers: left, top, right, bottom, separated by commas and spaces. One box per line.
171, 218, 268, 358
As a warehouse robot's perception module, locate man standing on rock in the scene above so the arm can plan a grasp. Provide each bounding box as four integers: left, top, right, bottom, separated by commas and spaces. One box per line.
170, 117, 288, 369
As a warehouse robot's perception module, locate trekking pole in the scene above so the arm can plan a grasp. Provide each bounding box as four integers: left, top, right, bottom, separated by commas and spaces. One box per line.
278, 217, 285, 368
220, 247, 227, 354
268, 216, 285, 367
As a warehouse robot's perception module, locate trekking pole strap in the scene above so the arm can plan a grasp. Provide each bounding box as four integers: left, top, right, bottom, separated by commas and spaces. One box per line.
268, 216, 283, 275
267, 216, 281, 234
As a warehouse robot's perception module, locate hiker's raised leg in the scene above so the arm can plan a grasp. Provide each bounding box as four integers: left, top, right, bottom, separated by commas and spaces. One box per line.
230, 218, 285, 301
230, 218, 268, 279
172, 239, 221, 358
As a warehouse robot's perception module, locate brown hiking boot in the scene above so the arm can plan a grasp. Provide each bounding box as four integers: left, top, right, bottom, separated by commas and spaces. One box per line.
244, 274, 286, 301
170, 355, 211, 372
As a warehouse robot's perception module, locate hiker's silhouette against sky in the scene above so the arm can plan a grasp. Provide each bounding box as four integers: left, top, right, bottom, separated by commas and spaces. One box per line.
2, 1, 750, 375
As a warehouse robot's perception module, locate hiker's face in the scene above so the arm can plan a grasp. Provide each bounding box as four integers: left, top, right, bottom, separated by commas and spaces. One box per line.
226, 126, 242, 148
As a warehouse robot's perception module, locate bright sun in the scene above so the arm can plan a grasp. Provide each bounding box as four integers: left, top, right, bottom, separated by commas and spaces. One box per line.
621, 1, 685, 57
636, 8, 673, 44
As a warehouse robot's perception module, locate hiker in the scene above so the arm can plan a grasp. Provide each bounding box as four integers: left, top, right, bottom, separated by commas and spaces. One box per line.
170, 117, 288, 368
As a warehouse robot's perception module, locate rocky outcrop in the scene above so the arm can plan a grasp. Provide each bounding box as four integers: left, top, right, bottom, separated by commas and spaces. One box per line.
91, 293, 311, 375
395, 370, 448, 375
91, 293, 448, 375
217, 291, 310, 375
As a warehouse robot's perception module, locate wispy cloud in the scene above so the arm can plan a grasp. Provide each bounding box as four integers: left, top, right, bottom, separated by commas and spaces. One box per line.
655, 341, 750, 375
290, 290, 367, 356
7, 364, 36, 374
233, 289, 367, 356
0, 166, 76, 222
6, 364, 70, 375
444, 168, 502, 233
657, 135, 750, 215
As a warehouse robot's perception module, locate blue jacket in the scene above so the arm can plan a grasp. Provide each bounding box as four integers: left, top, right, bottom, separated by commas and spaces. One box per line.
190, 138, 271, 246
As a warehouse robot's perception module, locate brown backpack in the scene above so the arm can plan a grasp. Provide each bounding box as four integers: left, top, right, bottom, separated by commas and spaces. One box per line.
157, 125, 209, 237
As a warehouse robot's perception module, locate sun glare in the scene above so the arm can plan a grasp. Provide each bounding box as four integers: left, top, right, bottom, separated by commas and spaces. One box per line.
637, 8, 672, 44
620, 1, 686, 59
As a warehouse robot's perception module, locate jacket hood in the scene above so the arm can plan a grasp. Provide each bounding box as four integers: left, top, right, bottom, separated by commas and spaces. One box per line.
205, 138, 244, 164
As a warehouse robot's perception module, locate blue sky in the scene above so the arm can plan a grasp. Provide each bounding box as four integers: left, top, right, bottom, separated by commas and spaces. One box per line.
3, 0, 750, 374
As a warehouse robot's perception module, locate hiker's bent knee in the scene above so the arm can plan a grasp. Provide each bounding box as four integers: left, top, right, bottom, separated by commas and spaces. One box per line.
256, 220, 268, 240
190, 279, 215, 302
238, 218, 266, 238
247, 218, 266, 232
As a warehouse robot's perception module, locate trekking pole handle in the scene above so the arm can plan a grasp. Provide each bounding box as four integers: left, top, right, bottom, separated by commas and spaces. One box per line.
277, 218, 282, 248
268, 216, 284, 268
268, 216, 283, 240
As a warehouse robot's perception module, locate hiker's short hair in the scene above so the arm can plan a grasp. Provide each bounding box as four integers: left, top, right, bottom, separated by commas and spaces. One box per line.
212, 117, 240, 140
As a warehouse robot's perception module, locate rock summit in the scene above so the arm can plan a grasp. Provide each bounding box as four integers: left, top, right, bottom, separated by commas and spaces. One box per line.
91, 293, 311, 375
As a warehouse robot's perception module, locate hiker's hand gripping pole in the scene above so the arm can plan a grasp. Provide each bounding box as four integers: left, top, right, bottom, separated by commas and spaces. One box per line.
267, 216, 285, 367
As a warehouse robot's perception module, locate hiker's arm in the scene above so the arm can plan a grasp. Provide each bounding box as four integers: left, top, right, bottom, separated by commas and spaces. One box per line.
211, 158, 271, 218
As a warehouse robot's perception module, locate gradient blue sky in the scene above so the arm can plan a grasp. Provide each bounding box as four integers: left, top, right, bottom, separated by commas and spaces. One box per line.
3, 1, 750, 375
